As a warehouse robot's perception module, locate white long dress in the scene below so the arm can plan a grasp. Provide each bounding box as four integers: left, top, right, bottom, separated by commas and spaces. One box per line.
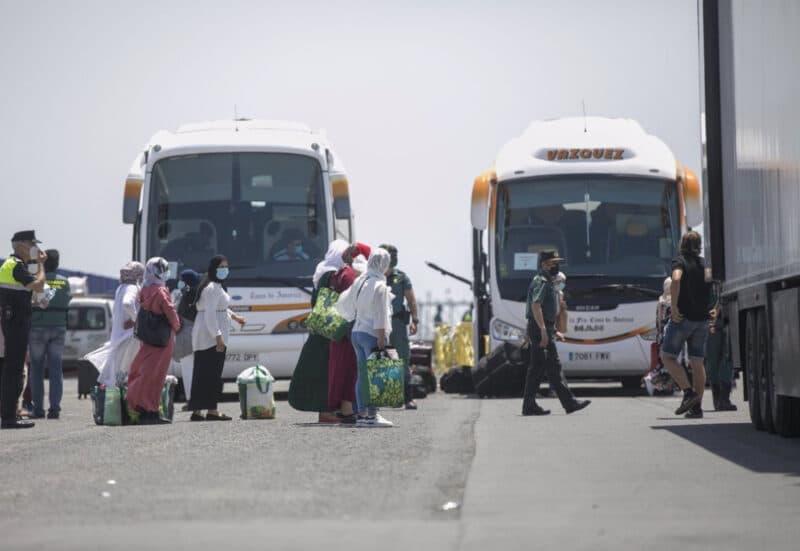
86, 283, 142, 387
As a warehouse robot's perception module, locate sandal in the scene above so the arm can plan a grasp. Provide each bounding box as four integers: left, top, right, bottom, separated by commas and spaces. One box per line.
206, 412, 232, 421
190, 413, 205, 422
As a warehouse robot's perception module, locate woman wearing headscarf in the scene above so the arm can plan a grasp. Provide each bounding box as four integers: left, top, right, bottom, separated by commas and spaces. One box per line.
126, 258, 181, 424
89, 261, 144, 388
288, 240, 349, 422
189, 255, 245, 421
335, 247, 394, 427
325, 243, 363, 423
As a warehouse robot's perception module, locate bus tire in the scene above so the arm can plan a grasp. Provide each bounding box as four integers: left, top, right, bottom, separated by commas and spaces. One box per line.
772, 393, 800, 437
620, 376, 642, 391
756, 309, 775, 433
745, 310, 764, 430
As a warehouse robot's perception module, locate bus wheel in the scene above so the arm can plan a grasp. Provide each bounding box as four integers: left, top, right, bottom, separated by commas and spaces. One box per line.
745, 310, 764, 430
620, 377, 643, 391
756, 309, 775, 433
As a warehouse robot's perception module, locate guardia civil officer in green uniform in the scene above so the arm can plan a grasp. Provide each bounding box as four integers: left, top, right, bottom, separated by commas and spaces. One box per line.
380, 244, 420, 410
521, 250, 590, 416
0, 230, 47, 429
29, 249, 72, 419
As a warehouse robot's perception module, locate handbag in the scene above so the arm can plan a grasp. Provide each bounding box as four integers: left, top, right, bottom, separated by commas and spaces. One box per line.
366, 346, 405, 408
134, 307, 171, 347
306, 286, 352, 341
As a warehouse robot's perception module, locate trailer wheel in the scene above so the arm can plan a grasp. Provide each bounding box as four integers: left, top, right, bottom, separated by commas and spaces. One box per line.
745, 310, 764, 430
756, 310, 775, 433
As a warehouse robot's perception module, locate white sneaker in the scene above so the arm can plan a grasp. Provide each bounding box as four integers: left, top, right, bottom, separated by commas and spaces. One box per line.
356, 414, 394, 428
373, 413, 394, 427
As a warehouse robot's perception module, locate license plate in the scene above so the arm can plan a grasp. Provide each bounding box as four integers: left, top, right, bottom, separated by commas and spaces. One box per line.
225, 352, 259, 363
568, 352, 611, 361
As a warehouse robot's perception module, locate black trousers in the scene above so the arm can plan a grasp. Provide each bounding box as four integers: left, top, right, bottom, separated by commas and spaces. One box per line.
1, 306, 31, 421
188, 346, 225, 410
522, 322, 576, 409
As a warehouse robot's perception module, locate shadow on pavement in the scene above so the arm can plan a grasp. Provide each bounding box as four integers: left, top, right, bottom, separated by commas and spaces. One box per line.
652, 422, 800, 476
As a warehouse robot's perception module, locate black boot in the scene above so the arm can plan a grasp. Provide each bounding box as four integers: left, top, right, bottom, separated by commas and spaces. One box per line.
522, 399, 550, 416
711, 384, 721, 411
717, 382, 738, 411
685, 403, 704, 419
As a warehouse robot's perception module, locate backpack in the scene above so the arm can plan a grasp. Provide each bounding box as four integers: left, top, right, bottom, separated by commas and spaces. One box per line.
177, 287, 199, 322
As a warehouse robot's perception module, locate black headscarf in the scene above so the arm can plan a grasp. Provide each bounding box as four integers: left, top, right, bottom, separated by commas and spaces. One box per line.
196, 255, 228, 300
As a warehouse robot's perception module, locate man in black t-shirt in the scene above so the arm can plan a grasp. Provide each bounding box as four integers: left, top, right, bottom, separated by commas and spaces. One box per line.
660, 231, 714, 418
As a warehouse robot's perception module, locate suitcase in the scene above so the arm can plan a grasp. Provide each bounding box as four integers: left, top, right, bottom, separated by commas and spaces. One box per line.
472, 342, 529, 398
78, 361, 99, 399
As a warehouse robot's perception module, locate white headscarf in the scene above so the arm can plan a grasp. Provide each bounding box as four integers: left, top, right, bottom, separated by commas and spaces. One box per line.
313, 239, 349, 288
335, 248, 394, 333
660, 276, 672, 305
143, 257, 169, 287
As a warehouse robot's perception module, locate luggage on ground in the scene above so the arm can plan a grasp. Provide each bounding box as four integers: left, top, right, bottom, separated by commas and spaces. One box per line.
237, 365, 276, 419
471, 342, 528, 398
90, 385, 123, 426
78, 360, 100, 399
439, 366, 475, 394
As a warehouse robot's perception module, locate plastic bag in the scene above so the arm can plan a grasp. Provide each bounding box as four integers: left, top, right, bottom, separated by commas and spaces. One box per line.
306, 287, 351, 341
237, 365, 276, 419
366, 347, 405, 408
90, 385, 122, 426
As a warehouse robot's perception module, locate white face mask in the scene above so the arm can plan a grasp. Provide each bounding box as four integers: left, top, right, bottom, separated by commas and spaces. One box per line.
28, 245, 40, 260
27, 262, 39, 275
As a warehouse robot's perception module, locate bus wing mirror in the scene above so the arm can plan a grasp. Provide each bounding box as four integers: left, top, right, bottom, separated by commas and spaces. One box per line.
471, 171, 494, 230
122, 177, 142, 224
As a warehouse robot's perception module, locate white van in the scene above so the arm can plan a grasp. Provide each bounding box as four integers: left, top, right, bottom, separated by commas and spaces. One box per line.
62, 297, 113, 368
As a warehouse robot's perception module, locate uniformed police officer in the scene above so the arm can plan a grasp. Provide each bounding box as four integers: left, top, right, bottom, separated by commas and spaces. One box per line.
521, 250, 590, 416
380, 244, 420, 410
0, 230, 47, 429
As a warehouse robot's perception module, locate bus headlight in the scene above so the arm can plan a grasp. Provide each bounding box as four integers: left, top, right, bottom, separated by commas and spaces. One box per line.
491, 319, 525, 343
641, 327, 659, 341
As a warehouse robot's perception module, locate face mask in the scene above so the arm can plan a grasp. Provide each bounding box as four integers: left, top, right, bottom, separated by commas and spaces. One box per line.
177, 281, 186, 290
216, 267, 229, 280
28, 246, 39, 260
548, 265, 560, 277
293, 245, 303, 256
27, 262, 39, 275
555, 282, 565, 292
158, 269, 170, 280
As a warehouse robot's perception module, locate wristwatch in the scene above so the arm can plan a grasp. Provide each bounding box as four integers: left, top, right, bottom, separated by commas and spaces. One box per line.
412, 318, 419, 324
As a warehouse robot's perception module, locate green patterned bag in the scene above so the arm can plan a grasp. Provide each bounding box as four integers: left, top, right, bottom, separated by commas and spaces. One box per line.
306, 286, 351, 341
366, 347, 405, 408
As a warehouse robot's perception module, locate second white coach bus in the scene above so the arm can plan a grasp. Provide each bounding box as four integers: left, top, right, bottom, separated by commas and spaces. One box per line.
470, 117, 702, 387
122, 119, 354, 381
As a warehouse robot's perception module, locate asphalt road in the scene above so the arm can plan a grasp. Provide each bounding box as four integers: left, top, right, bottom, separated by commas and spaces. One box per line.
1, 379, 798, 550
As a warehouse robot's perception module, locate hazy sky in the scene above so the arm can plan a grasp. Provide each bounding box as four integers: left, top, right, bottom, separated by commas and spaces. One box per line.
0, 0, 701, 309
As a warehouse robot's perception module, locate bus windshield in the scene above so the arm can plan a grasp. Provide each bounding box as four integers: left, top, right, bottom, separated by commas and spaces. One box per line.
494, 175, 681, 301
146, 152, 328, 286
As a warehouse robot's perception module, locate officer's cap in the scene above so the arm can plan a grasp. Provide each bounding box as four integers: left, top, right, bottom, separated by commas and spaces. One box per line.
11, 230, 42, 244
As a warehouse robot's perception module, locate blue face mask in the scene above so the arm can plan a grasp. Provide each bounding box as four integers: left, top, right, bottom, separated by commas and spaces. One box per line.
177, 281, 186, 290
293, 245, 303, 255
216, 267, 229, 280
555, 282, 565, 293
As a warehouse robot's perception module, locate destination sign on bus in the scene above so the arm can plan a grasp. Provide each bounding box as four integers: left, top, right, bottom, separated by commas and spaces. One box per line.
537, 148, 628, 161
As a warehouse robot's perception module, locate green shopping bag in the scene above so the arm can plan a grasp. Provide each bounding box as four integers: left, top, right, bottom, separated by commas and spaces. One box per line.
305, 287, 351, 341
366, 347, 405, 408
237, 365, 276, 419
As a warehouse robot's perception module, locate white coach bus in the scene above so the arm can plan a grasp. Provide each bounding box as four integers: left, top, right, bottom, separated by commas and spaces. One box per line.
122, 119, 354, 381
470, 117, 702, 387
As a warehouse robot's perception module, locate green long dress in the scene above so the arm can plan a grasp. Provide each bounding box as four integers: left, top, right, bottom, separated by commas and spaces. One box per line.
288, 272, 332, 412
